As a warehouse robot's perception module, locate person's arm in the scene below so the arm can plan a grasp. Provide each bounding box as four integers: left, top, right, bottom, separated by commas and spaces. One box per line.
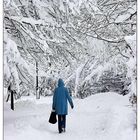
65, 88, 74, 108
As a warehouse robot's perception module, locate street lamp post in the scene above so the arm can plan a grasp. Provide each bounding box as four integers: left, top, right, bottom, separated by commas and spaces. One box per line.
36, 61, 40, 99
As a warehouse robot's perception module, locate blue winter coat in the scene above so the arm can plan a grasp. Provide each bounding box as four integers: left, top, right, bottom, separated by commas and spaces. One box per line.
52, 79, 74, 115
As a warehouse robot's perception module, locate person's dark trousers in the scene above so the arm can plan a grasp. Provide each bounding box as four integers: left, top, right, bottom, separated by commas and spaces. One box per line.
58, 115, 66, 133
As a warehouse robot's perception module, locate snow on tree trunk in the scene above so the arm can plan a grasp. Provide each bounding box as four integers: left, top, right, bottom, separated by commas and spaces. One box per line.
74, 64, 85, 97
125, 33, 136, 104
4, 32, 20, 92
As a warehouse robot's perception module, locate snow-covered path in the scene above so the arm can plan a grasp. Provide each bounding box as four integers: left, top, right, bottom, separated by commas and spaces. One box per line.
4, 92, 136, 140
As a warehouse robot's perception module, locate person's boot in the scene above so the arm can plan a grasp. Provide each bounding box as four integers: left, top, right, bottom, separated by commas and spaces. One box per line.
62, 128, 66, 132
59, 128, 63, 133
59, 127, 63, 133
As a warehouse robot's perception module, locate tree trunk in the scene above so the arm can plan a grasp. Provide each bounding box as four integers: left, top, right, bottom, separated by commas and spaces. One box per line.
11, 91, 14, 110
36, 61, 40, 99
6, 93, 10, 102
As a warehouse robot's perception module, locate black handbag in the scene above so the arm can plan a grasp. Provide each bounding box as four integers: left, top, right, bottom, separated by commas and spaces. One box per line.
49, 111, 57, 124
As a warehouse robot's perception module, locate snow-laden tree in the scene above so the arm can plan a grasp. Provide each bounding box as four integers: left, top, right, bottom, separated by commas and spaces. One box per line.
3, 0, 136, 100
4, 30, 35, 97
125, 33, 136, 104
64, 0, 136, 98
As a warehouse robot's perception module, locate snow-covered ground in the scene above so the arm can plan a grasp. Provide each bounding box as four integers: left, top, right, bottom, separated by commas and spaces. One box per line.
4, 92, 136, 140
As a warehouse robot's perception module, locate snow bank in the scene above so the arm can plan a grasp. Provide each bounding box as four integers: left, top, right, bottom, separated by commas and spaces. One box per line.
4, 93, 136, 140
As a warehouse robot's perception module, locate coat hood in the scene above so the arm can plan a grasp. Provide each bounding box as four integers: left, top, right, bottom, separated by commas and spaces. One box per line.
58, 79, 64, 87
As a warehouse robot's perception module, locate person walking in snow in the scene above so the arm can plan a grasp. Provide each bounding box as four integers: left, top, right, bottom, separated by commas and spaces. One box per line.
52, 78, 74, 133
